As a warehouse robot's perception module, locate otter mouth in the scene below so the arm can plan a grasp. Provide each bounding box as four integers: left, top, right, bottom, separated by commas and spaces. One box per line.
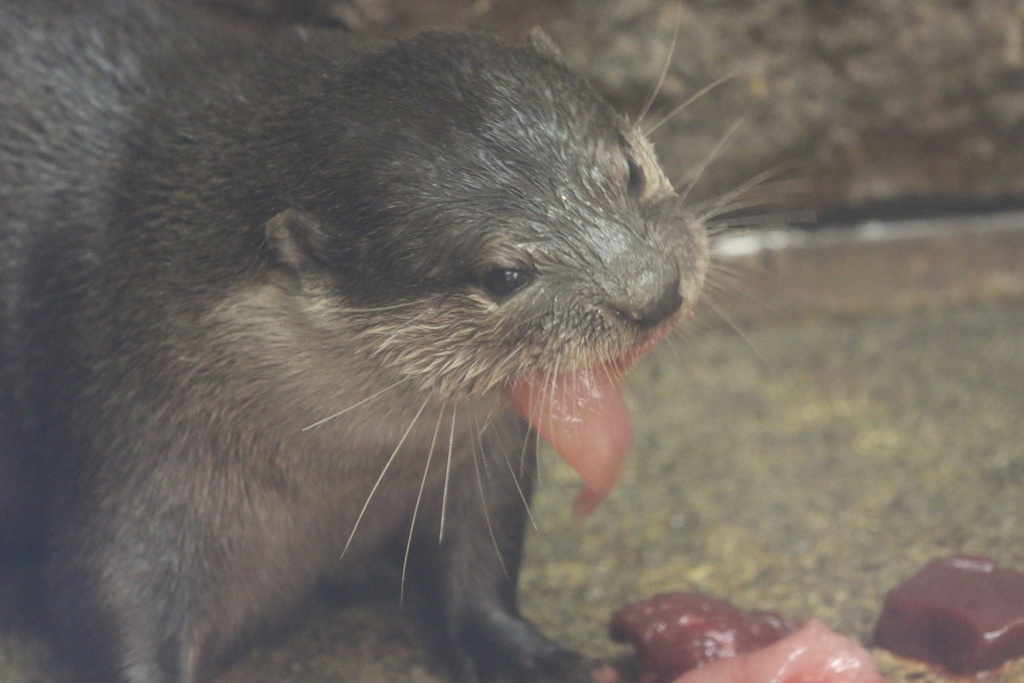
505, 320, 677, 517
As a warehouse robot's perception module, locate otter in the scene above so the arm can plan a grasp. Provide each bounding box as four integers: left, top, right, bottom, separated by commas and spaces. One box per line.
0, 0, 709, 681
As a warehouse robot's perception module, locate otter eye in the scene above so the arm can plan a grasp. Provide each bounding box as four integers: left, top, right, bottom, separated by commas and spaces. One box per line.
481, 268, 532, 299
626, 156, 645, 197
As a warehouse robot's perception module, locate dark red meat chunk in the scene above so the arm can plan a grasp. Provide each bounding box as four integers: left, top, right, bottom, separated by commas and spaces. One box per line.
873, 554, 1024, 675
609, 592, 799, 683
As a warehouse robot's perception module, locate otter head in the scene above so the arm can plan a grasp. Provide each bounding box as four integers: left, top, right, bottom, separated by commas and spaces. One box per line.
266, 31, 708, 513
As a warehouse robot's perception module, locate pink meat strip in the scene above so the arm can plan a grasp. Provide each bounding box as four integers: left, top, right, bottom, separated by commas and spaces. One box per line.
506, 364, 630, 516
671, 620, 883, 683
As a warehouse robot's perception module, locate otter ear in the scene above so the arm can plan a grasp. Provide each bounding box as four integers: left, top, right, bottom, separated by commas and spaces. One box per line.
264, 208, 327, 272
528, 27, 569, 67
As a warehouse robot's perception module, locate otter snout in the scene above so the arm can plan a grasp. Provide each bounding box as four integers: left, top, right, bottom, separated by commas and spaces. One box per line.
597, 230, 691, 331
608, 271, 683, 330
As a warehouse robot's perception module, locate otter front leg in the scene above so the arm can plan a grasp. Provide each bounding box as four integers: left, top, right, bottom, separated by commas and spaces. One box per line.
48, 515, 211, 683
416, 411, 597, 683
46, 463, 317, 683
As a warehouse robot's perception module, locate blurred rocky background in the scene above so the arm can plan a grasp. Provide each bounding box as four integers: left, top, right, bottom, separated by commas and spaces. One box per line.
206, 0, 1024, 218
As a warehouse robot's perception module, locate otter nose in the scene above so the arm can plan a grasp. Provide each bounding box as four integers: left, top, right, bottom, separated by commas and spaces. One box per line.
611, 274, 682, 330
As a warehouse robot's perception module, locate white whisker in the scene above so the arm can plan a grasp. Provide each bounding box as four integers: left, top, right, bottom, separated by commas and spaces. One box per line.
517, 406, 533, 479
302, 378, 406, 431
541, 356, 563, 481
692, 164, 807, 225
645, 71, 736, 136
711, 209, 817, 229
701, 296, 771, 371
496, 420, 538, 531
439, 404, 457, 544
635, 6, 681, 126
677, 117, 744, 206
400, 402, 446, 605
471, 421, 508, 579
340, 395, 430, 560
334, 299, 422, 314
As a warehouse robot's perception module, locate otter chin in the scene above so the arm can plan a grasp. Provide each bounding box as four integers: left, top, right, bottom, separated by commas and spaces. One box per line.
0, 1, 709, 681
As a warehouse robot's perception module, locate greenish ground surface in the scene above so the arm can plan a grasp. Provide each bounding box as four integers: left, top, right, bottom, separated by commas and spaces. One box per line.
522, 301, 1024, 683
3, 302, 1023, 682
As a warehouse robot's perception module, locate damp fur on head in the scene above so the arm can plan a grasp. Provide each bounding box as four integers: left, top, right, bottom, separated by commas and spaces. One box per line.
251, 34, 709, 400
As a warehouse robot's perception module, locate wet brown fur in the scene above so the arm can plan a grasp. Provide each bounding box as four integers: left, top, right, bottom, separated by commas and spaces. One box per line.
0, 1, 708, 681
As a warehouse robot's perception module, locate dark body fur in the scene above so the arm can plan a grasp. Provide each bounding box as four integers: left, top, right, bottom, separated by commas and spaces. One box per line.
0, 1, 708, 681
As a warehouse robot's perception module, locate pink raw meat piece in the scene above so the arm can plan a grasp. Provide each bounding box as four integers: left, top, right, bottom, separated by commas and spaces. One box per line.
609, 592, 799, 683
506, 364, 631, 517
671, 619, 883, 683
505, 321, 676, 517
873, 554, 1024, 674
